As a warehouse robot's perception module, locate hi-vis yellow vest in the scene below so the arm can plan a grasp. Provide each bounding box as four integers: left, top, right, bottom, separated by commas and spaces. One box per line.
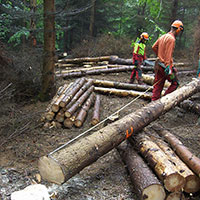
133, 42, 146, 56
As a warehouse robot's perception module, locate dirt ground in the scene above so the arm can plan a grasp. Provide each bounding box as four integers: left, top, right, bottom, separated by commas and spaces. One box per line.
0, 70, 200, 200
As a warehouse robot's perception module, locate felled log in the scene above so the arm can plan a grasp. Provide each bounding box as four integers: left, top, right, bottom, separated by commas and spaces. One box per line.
130, 134, 185, 192
66, 79, 94, 109
179, 99, 200, 115
38, 78, 200, 184
152, 124, 200, 178
91, 95, 101, 126
56, 65, 135, 78
117, 142, 166, 200
149, 133, 200, 193
65, 86, 94, 118
177, 70, 196, 75
56, 63, 80, 68
91, 79, 153, 92
74, 93, 95, 127
55, 109, 65, 123
59, 78, 86, 108
45, 111, 55, 121
58, 55, 117, 64
166, 192, 186, 200
142, 74, 171, 88
94, 87, 152, 100
51, 83, 73, 113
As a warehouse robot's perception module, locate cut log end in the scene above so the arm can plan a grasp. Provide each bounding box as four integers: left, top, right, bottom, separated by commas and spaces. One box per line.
91, 118, 99, 126
166, 192, 186, 200
52, 105, 59, 113
142, 184, 166, 200
164, 173, 185, 192
74, 120, 82, 127
38, 156, 65, 185
184, 175, 200, 193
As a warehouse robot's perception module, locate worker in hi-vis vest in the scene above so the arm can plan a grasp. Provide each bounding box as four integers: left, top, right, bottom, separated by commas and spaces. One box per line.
129, 32, 149, 85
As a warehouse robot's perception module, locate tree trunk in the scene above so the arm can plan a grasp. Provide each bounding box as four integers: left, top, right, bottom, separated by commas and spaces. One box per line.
66, 79, 94, 109
130, 134, 185, 192
179, 99, 200, 115
74, 93, 95, 127
89, 0, 95, 37
166, 192, 186, 200
40, 0, 56, 101
45, 111, 55, 121
91, 79, 153, 91
38, 78, 200, 184
30, 0, 37, 47
94, 87, 152, 100
149, 133, 200, 193
151, 125, 200, 178
65, 86, 94, 118
55, 109, 65, 123
117, 142, 166, 200
91, 94, 101, 125
59, 78, 86, 108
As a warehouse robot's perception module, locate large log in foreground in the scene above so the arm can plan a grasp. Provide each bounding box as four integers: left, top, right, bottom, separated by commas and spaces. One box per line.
117, 142, 166, 200
38, 78, 200, 184
130, 134, 185, 192
152, 124, 200, 178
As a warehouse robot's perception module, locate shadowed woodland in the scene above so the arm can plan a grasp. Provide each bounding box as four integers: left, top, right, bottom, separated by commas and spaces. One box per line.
1, 0, 200, 200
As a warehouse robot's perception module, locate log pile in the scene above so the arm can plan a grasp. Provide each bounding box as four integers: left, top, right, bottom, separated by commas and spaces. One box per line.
42, 77, 154, 128
39, 78, 200, 199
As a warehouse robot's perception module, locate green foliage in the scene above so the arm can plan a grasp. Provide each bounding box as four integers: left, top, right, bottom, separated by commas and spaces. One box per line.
8, 28, 30, 46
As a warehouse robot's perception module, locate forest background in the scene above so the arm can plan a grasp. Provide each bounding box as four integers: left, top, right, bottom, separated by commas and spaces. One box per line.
0, 0, 200, 101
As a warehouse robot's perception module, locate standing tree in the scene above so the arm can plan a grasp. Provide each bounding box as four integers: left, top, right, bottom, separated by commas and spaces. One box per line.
40, 0, 56, 101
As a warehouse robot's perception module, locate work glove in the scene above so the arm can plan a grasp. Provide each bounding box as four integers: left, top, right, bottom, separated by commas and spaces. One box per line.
164, 65, 175, 80
134, 60, 139, 66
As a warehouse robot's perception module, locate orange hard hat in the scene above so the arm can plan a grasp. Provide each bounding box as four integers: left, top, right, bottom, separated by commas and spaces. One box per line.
171, 20, 184, 34
140, 32, 149, 40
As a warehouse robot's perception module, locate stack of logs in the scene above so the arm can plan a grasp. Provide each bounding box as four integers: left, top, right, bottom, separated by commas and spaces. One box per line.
55, 55, 196, 79
117, 124, 200, 200
42, 76, 156, 129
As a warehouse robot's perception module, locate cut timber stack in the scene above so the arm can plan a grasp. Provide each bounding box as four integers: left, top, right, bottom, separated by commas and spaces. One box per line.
38, 78, 200, 184
129, 133, 186, 192
42, 78, 98, 129
147, 130, 200, 193
117, 142, 166, 200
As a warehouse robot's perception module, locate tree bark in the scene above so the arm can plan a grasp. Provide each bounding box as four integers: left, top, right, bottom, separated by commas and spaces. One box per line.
117, 142, 166, 200
59, 78, 86, 108
65, 86, 94, 118
152, 124, 200, 178
89, 0, 95, 37
40, 0, 56, 101
130, 134, 185, 192
74, 93, 95, 127
149, 133, 200, 193
66, 79, 94, 109
58, 56, 117, 64
56, 65, 136, 78
179, 99, 200, 115
91, 79, 153, 92
51, 83, 73, 113
38, 78, 200, 184
142, 74, 171, 88
94, 87, 152, 100
91, 94, 101, 125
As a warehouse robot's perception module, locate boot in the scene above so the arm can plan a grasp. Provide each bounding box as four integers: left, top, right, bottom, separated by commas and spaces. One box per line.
129, 77, 135, 84
138, 78, 144, 85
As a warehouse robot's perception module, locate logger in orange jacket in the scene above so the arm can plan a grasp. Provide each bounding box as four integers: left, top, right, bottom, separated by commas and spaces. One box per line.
151, 20, 184, 101
129, 32, 149, 84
